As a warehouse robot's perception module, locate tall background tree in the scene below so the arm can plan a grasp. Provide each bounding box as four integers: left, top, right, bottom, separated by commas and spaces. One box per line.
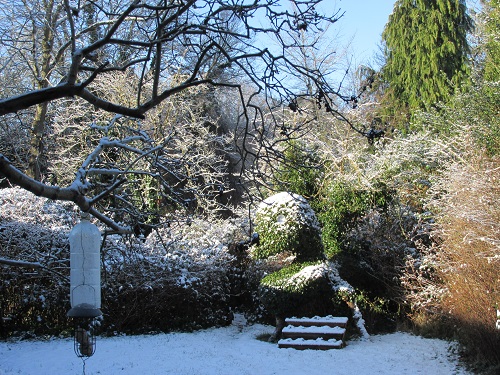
481, 0, 500, 80
0, 0, 66, 180
381, 0, 473, 124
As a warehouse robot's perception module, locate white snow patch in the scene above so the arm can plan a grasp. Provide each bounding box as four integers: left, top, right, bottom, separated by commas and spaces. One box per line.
0, 324, 470, 375
278, 337, 343, 347
258, 192, 321, 231
287, 316, 348, 325
287, 263, 327, 284
282, 325, 345, 334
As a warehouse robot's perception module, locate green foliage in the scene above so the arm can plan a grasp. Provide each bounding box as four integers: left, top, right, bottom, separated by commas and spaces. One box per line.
260, 261, 322, 287
258, 261, 341, 317
454, 85, 500, 156
381, 0, 472, 119
252, 192, 342, 319
317, 181, 391, 258
351, 290, 402, 332
251, 192, 324, 262
273, 140, 324, 200
482, 0, 500, 81
132, 173, 163, 225
412, 81, 500, 156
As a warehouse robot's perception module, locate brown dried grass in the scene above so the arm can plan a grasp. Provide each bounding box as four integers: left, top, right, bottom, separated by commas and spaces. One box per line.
434, 155, 500, 368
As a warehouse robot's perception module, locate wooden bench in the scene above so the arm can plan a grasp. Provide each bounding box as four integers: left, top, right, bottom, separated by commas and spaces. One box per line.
278, 316, 348, 350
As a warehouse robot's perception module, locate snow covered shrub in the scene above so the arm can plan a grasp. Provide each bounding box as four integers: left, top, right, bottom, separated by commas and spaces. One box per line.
0, 188, 77, 336
98, 217, 249, 333
251, 192, 324, 262
251, 192, 356, 339
259, 261, 346, 319
399, 237, 448, 336
0, 188, 252, 336
337, 203, 433, 332
365, 129, 451, 212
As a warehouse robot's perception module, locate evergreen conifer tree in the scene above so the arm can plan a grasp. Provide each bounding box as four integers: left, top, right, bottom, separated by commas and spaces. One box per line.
482, 0, 500, 80
381, 0, 473, 118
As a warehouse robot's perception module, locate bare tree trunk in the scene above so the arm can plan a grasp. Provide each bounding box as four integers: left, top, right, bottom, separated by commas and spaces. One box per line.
25, 0, 59, 181
28, 102, 48, 181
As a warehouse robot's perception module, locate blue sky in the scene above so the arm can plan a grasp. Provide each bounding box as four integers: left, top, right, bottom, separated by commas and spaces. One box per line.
320, 0, 482, 65
318, 1, 396, 66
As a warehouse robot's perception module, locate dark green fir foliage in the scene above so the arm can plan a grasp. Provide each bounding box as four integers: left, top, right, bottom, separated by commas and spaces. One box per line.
382, 0, 472, 116
482, 0, 500, 81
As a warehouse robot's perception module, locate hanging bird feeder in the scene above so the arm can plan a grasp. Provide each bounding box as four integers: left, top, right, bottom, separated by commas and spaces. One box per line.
67, 212, 102, 358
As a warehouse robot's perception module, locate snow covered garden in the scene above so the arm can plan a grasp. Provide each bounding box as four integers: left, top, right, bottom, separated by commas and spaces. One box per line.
0, 318, 470, 375
1, 2, 500, 374
0, 187, 471, 375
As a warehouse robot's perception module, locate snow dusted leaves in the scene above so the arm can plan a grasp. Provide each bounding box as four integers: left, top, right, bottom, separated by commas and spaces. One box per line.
0, 187, 77, 230
260, 261, 351, 300
260, 192, 321, 231
260, 261, 327, 291
0, 187, 243, 295
0, 187, 76, 268
251, 192, 324, 261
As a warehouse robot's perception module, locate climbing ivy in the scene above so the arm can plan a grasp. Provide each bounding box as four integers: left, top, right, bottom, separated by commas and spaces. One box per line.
317, 181, 391, 258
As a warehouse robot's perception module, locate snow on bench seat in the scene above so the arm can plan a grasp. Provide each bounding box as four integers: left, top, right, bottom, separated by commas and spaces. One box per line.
282, 325, 346, 340
278, 337, 344, 350
285, 316, 348, 328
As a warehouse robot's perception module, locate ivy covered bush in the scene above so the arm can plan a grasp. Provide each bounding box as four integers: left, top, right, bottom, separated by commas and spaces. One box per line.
251, 192, 324, 262
259, 261, 345, 319
252, 192, 350, 339
317, 181, 391, 258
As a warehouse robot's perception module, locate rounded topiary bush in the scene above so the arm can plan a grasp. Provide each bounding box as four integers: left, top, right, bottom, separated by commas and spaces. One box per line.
259, 261, 343, 318
251, 192, 344, 340
251, 192, 324, 262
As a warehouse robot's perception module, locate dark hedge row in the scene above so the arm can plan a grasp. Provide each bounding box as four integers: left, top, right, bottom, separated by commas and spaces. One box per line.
0, 252, 262, 338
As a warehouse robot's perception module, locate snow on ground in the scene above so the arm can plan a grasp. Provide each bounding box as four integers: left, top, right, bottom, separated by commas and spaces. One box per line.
0, 318, 469, 375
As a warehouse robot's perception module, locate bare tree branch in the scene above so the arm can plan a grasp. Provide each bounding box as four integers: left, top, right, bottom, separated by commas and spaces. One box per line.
0, 0, 358, 231
0, 257, 42, 268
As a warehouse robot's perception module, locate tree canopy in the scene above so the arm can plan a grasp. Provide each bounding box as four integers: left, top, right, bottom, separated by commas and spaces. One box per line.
381, 0, 473, 116
0, 0, 354, 233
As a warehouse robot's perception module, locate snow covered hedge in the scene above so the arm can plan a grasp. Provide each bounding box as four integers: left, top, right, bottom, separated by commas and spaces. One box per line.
0, 188, 74, 336
0, 188, 255, 336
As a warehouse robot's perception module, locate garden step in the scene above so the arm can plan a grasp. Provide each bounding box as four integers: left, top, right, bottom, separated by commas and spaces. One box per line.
278, 316, 348, 350
278, 337, 344, 350
281, 325, 346, 340
285, 316, 348, 328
